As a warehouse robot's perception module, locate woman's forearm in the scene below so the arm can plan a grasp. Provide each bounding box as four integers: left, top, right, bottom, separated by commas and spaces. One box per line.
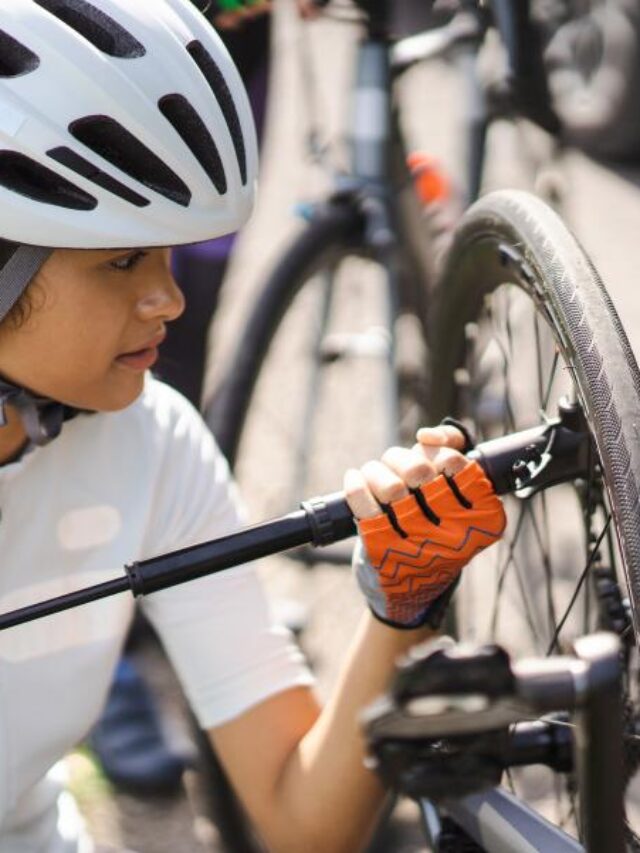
271, 611, 434, 853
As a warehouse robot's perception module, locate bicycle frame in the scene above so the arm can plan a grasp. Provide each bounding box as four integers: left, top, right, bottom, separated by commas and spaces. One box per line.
279, 1, 552, 521
389, 0, 561, 203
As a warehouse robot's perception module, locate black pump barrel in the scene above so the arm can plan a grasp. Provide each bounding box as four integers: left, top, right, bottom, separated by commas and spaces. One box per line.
0, 420, 584, 630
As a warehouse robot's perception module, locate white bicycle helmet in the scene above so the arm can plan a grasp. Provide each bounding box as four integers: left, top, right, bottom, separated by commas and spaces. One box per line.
0, 0, 258, 441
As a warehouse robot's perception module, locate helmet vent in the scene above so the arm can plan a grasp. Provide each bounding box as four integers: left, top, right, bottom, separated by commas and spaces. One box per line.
0, 30, 40, 77
0, 151, 97, 210
33, 0, 145, 59
47, 146, 150, 208
158, 94, 227, 195
69, 115, 191, 207
186, 41, 247, 186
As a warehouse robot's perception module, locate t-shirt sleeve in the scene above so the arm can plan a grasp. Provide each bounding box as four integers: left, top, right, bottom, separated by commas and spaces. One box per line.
138, 385, 313, 729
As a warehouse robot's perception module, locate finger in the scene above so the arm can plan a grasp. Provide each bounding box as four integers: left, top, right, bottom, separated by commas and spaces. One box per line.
360, 459, 409, 505
431, 446, 468, 477
416, 424, 466, 450
412, 442, 468, 475
381, 445, 437, 489
344, 468, 382, 520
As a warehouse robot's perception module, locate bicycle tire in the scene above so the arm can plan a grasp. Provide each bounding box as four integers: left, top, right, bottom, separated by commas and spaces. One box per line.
429, 188, 640, 839
208, 195, 432, 468
208, 201, 364, 466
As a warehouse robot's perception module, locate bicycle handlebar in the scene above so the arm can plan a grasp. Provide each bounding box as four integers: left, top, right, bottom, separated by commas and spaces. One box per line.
0, 417, 588, 631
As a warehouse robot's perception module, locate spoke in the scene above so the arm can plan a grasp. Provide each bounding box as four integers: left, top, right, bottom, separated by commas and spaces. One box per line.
532, 300, 561, 415
504, 291, 515, 356
542, 350, 560, 412
494, 328, 516, 433
490, 502, 545, 646
581, 444, 598, 636
490, 503, 530, 635
533, 311, 562, 640
538, 713, 640, 748
508, 548, 545, 646
534, 310, 545, 408
546, 516, 612, 655
489, 299, 518, 433
525, 491, 559, 642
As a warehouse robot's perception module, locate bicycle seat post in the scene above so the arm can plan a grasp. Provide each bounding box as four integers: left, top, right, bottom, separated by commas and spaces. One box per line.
349, 2, 393, 188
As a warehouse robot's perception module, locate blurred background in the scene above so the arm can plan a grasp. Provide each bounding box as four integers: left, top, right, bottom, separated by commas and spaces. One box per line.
68, 1, 640, 850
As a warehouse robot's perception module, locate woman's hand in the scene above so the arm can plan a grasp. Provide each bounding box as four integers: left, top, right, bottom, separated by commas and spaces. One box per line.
344, 424, 467, 520
345, 425, 506, 629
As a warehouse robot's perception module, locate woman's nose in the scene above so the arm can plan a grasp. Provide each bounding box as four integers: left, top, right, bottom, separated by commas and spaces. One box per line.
136, 274, 185, 323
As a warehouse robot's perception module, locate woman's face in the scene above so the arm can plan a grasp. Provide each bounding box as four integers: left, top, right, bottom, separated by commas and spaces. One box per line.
0, 248, 185, 412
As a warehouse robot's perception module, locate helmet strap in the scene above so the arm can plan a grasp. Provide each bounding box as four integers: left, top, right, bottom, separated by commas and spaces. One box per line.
0, 245, 53, 323
0, 378, 76, 447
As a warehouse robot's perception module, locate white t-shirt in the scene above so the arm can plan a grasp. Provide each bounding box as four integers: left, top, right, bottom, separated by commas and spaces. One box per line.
0, 377, 312, 851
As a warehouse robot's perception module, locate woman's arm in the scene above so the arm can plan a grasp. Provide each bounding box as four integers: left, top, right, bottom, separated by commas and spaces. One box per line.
209, 426, 504, 852
210, 613, 433, 853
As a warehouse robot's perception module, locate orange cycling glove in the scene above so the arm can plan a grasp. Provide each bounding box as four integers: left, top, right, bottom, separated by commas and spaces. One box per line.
355, 460, 506, 629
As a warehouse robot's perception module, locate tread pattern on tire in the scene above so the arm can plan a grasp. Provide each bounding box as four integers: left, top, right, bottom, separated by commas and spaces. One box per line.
431, 188, 640, 631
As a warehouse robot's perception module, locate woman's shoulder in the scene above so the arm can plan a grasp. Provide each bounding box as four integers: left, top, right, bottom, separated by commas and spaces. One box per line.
60, 375, 217, 470
104, 375, 204, 438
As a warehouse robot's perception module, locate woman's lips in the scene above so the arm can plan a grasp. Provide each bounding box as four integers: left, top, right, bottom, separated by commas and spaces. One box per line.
116, 332, 165, 371
115, 346, 160, 371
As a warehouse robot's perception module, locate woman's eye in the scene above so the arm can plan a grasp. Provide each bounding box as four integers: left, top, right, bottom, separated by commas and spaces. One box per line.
110, 251, 148, 272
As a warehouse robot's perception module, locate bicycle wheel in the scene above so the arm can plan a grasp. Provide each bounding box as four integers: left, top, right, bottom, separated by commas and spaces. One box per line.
430, 188, 640, 841
208, 199, 431, 561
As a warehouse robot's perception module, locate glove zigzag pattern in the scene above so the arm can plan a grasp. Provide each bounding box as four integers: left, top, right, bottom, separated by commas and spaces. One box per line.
357, 461, 506, 626
374, 523, 504, 622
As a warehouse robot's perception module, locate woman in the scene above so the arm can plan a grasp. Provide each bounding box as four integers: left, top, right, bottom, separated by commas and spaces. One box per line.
0, 1, 505, 850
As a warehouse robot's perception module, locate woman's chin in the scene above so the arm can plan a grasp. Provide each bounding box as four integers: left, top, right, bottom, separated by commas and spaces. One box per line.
101, 383, 146, 412
67, 375, 147, 414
